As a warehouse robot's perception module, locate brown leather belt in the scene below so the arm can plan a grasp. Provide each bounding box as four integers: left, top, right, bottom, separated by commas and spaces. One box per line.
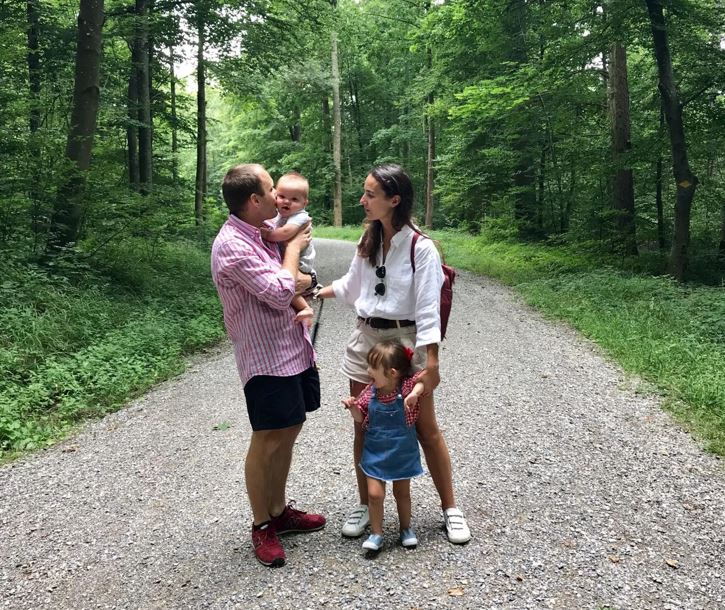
358, 316, 416, 330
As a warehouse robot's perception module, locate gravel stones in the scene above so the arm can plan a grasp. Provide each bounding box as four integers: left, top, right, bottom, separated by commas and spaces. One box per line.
1, 238, 723, 609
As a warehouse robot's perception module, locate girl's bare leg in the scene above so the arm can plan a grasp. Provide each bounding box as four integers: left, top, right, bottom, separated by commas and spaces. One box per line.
366, 477, 386, 535
392, 479, 412, 530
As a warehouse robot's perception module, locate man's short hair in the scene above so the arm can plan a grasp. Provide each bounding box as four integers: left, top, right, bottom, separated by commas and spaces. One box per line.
222, 164, 265, 215
277, 171, 309, 197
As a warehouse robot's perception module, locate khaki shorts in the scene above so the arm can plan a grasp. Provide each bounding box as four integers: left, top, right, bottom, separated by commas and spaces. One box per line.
341, 318, 428, 384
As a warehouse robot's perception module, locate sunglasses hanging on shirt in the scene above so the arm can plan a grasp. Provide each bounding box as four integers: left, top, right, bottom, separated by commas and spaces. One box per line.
374, 265, 386, 296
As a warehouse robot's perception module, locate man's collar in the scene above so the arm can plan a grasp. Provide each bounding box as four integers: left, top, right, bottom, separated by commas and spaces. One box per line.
228, 213, 260, 236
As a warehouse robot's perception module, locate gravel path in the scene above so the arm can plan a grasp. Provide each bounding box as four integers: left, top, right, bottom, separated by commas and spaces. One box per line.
1, 238, 723, 610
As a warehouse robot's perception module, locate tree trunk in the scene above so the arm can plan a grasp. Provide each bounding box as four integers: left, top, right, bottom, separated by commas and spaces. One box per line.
645, 0, 698, 281
27, 0, 41, 135
194, 21, 206, 226
609, 41, 637, 255
718, 198, 725, 260
655, 100, 666, 251
331, 29, 343, 227
504, 0, 537, 238
127, 55, 140, 190
27, 0, 43, 244
136, 0, 152, 195
169, 45, 178, 185
424, 41, 435, 229
45, 0, 104, 255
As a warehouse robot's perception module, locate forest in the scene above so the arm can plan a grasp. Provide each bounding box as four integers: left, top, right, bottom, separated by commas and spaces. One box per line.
1, 0, 724, 457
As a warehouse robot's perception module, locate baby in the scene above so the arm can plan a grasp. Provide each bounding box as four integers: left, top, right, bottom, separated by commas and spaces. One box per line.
261, 172, 318, 322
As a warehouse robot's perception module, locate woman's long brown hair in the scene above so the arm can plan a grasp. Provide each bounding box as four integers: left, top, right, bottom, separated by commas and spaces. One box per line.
357, 164, 416, 267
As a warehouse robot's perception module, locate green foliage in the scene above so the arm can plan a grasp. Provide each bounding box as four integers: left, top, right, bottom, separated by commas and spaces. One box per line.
0, 241, 224, 457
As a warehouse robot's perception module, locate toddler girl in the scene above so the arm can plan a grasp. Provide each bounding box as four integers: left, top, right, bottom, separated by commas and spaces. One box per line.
342, 339, 425, 551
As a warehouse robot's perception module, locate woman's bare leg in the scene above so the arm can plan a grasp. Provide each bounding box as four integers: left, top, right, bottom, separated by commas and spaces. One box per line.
350, 379, 368, 504
416, 393, 455, 509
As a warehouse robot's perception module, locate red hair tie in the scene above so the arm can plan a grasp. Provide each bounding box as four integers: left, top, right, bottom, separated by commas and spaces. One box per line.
403, 346, 414, 361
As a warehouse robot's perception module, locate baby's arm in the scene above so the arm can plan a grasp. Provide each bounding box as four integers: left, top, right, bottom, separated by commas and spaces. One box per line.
291, 295, 313, 326
260, 223, 302, 243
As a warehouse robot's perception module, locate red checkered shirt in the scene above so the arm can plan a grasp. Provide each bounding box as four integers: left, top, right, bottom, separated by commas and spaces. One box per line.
356, 371, 423, 430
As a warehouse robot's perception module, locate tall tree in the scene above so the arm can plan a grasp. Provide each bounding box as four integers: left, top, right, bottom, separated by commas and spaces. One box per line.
608, 40, 637, 254
194, 14, 207, 226
45, 0, 105, 255
26, 0, 43, 243
644, 0, 697, 280
504, 0, 538, 238
330, 1, 343, 227
133, 0, 153, 194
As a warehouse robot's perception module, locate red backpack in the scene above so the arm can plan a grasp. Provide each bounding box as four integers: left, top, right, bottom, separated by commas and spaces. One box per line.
410, 232, 455, 340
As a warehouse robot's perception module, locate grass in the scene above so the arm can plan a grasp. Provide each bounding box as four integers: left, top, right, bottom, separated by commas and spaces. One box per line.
315, 225, 725, 455
0, 239, 225, 459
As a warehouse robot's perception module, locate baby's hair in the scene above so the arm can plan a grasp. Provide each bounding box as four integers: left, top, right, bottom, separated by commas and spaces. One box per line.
367, 339, 413, 379
277, 171, 309, 196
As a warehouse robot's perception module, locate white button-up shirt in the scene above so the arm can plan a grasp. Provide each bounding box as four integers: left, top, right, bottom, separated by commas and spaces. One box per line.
331, 224, 444, 347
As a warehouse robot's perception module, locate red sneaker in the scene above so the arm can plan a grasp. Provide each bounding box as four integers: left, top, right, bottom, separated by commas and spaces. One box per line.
251, 523, 285, 567
271, 501, 326, 535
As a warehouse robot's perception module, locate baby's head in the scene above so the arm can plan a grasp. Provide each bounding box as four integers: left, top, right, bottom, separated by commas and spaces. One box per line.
366, 339, 414, 387
276, 172, 309, 218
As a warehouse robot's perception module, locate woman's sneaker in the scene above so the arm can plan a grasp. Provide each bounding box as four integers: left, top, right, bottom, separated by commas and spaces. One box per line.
341, 504, 369, 537
399, 527, 418, 548
443, 507, 471, 544
362, 533, 384, 551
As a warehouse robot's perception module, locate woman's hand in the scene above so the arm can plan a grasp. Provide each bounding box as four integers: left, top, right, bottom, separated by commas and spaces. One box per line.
418, 364, 440, 396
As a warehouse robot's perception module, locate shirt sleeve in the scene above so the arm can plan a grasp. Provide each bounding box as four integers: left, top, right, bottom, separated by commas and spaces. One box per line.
332, 252, 364, 308
285, 210, 311, 227
412, 238, 444, 347
215, 239, 296, 310
356, 384, 372, 430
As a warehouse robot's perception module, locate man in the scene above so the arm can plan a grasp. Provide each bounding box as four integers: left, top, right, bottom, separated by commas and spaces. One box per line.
211, 163, 325, 568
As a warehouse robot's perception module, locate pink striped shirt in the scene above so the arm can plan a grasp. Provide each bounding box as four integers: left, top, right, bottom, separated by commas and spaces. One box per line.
211, 214, 315, 386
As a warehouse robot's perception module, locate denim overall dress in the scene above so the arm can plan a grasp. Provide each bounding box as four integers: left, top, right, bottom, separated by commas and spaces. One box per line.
359, 386, 423, 482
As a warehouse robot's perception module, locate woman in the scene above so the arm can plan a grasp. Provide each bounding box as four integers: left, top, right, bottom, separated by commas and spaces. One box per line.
316, 164, 470, 544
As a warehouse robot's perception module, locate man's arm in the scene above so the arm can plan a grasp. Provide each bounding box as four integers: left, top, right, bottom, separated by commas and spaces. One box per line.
281, 222, 311, 279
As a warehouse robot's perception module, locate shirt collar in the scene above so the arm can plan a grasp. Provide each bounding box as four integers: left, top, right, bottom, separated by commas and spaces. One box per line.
227, 213, 273, 237
391, 224, 415, 247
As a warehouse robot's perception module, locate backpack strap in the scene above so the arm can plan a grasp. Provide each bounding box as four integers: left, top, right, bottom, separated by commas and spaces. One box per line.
410, 232, 420, 273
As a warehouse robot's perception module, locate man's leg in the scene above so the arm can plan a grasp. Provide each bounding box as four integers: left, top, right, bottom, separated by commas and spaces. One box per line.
246, 428, 293, 525
266, 423, 303, 517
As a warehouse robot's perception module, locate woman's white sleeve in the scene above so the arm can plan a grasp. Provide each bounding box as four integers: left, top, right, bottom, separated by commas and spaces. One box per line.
412, 241, 444, 347
331, 253, 363, 307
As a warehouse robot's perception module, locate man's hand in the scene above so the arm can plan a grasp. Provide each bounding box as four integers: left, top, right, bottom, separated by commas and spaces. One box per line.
294, 305, 314, 328
286, 221, 311, 253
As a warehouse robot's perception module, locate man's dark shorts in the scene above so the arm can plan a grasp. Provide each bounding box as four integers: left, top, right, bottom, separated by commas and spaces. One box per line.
243, 366, 320, 431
